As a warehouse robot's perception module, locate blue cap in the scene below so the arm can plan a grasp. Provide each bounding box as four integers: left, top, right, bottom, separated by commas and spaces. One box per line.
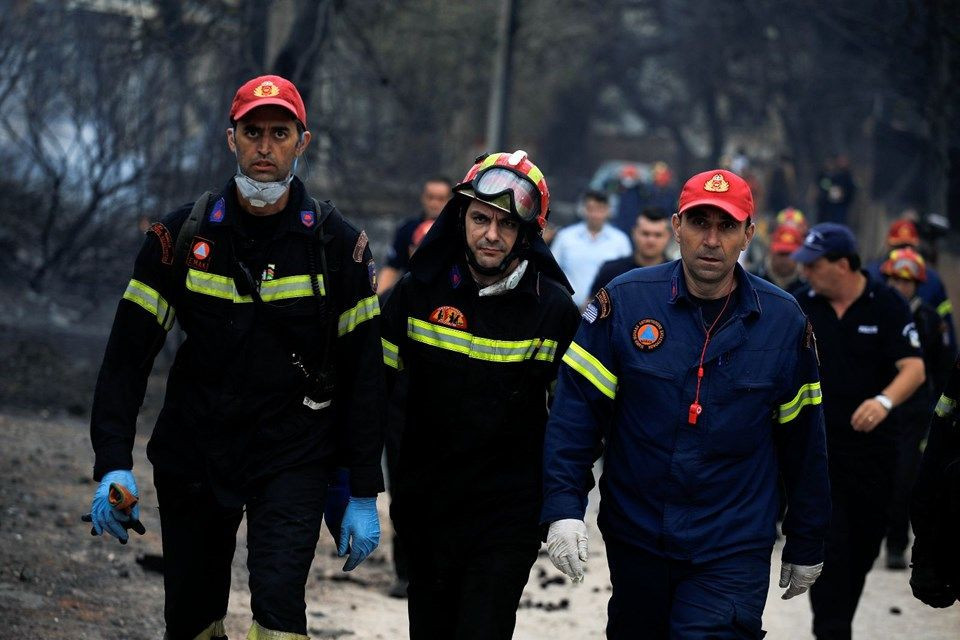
791, 222, 858, 264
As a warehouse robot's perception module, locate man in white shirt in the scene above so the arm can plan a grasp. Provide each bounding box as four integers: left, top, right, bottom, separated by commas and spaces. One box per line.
551, 190, 631, 307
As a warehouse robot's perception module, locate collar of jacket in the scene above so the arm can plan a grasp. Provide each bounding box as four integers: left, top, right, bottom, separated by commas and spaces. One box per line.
407, 193, 574, 296
210, 176, 327, 237
668, 259, 762, 319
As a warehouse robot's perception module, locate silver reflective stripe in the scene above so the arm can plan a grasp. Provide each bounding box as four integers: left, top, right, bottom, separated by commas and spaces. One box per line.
338, 295, 380, 336
935, 394, 957, 419
261, 275, 323, 301
123, 279, 175, 331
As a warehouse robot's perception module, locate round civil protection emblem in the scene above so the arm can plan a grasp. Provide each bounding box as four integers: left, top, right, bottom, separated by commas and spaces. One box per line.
633, 318, 665, 351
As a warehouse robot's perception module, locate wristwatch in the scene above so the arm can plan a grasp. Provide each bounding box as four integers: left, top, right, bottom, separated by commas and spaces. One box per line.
874, 394, 893, 411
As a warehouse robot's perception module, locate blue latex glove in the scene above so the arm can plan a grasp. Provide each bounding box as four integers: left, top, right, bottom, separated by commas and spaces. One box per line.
323, 468, 351, 546
85, 470, 144, 544
337, 497, 380, 571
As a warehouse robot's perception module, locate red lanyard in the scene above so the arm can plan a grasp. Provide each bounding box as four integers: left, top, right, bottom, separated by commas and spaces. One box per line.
688, 286, 734, 425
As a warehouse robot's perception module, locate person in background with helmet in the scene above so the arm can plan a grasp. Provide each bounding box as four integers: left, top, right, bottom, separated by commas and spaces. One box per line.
542, 169, 830, 638
879, 248, 956, 569
754, 224, 805, 295
86, 75, 385, 639
867, 219, 956, 351
380, 150, 580, 639
910, 354, 960, 609
791, 223, 925, 639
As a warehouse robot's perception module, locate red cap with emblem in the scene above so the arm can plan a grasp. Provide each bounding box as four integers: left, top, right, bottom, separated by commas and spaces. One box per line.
230, 75, 307, 127
770, 224, 804, 254
677, 169, 754, 222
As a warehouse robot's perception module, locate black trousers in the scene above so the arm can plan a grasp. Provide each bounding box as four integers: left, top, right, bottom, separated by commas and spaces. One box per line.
886, 409, 928, 555
155, 465, 327, 639
604, 537, 768, 639
404, 529, 539, 640
809, 447, 895, 640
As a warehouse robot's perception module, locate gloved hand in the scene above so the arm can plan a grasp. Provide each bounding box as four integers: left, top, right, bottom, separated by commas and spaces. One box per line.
546, 519, 588, 582
83, 470, 146, 544
337, 497, 380, 572
779, 561, 823, 599
910, 561, 957, 608
323, 468, 351, 547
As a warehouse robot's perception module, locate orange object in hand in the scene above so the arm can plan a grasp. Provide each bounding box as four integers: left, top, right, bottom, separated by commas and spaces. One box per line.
107, 483, 138, 514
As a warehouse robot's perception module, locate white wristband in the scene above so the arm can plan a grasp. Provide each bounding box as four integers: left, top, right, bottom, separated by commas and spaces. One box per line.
874, 394, 893, 411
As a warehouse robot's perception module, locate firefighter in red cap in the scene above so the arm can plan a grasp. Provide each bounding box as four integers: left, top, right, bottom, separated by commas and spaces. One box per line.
543, 169, 830, 638
880, 248, 956, 569
380, 150, 580, 638
86, 75, 385, 639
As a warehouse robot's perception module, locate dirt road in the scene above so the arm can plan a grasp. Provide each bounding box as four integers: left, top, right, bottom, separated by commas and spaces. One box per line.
1, 411, 958, 639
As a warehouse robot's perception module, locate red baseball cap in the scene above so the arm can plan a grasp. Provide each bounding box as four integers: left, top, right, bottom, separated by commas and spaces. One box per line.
770, 225, 804, 253
230, 75, 307, 127
677, 169, 754, 222
886, 219, 919, 248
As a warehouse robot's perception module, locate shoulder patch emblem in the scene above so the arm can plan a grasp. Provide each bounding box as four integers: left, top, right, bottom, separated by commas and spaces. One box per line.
595, 288, 612, 319
367, 259, 378, 293
633, 318, 665, 351
804, 319, 820, 366
582, 303, 598, 324
429, 306, 467, 330
185, 236, 213, 272
353, 230, 369, 263
148, 222, 174, 265
450, 265, 462, 289
208, 198, 226, 223
300, 210, 315, 228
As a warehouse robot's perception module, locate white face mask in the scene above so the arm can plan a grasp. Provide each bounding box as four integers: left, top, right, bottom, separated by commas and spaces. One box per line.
234, 157, 298, 208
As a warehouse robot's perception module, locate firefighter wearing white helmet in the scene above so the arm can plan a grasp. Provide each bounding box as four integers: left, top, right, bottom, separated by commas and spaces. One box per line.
380, 150, 580, 639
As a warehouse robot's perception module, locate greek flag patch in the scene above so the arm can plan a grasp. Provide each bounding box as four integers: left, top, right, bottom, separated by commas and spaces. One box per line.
582, 302, 599, 324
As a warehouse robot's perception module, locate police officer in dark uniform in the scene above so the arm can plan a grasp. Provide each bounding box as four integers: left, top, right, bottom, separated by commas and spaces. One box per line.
543, 169, 830, 638
380, 150, 580, 639
86, 75, 385, 640
910, 354, 960, 608
792, 223, 926, 639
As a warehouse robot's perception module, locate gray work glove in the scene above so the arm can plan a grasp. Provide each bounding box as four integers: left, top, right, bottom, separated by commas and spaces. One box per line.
546, 519, 589, 582
779, 561, 823, 599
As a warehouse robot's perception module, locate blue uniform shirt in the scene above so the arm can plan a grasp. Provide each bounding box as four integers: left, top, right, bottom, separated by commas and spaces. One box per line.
542, 260, 830, 565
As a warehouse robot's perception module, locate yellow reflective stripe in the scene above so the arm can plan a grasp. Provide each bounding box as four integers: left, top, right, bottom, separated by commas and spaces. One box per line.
246, 620, 308, 640
526, 163, 544, 185
937, 299, 952, 317
185, 269, 323, 303
123, 279, 175, 331
479, 154, 501, 171
261, 275, 324, 301
778, 381, 823, 424
561, 341, 617, 399
406, 317, 558, 363
382, 338, 401, 370
935, 394, 957, 419
338, 295, 380, 337
193, 618, 226, 640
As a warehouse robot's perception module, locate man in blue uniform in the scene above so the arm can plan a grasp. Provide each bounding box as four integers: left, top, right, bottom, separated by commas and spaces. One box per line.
542, 169, 830, 638
86, 75, 385, 639
381, 150, 580, 639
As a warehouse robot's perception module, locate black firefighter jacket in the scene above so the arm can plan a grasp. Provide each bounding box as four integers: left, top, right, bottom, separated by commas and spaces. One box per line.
90, 178, 385, 505
380, 197, 580, 541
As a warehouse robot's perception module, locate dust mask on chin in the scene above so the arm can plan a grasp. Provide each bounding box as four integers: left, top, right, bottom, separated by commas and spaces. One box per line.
234, 156, 299, 208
